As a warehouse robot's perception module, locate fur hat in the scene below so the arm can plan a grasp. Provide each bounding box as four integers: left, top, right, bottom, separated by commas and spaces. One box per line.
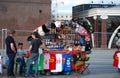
35, 24, 50, 36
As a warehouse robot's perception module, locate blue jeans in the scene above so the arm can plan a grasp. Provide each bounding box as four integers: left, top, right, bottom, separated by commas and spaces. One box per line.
118, 68, 120, 72
16, 57, 25, 74
7, 54, 16, 76
25, 53, 39, 76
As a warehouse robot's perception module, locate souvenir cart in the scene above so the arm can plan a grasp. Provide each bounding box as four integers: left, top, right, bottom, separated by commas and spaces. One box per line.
32, 19, 93, 75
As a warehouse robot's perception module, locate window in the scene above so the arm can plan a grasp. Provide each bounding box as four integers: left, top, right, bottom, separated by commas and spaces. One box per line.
39, 9, 42, 13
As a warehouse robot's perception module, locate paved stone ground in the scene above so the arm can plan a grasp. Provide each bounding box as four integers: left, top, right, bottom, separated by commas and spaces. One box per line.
0, 48, 120, 78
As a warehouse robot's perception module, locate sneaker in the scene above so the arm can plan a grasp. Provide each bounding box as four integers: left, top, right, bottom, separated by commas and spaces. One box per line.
32, 74, 38, 77
19, 72, 22, 76
8, 76, 16, 78
11, 74, 15, 76
24, 74, 29, 77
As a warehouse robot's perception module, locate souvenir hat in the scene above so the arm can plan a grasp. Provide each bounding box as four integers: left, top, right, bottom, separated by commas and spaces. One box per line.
34, 24, 50, 36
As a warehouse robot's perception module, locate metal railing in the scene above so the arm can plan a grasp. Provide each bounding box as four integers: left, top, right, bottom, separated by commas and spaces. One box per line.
0, 29, 116, 49
0, 29, 32, 50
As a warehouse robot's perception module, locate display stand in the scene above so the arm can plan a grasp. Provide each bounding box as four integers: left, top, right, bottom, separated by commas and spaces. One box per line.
32, 20, 92, 75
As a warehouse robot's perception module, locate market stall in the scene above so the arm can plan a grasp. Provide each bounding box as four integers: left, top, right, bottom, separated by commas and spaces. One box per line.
31, 18, 93, 75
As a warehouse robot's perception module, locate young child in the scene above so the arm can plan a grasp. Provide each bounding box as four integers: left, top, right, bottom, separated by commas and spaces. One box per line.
0, 53, 2, 74
113, 39, 120, 72
16, 42, 27, 75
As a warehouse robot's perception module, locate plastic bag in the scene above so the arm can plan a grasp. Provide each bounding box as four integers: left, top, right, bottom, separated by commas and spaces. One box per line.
26, 51, 31, 58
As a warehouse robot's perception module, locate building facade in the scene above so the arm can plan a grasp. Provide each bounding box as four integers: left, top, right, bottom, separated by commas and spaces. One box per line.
72, 4, 120, 48
0, 0, 51, 49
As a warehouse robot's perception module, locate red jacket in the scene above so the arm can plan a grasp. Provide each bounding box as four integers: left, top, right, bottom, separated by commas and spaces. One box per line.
113, 50, 120, 68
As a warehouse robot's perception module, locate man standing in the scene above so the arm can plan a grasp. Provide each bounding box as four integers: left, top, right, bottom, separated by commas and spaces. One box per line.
5, 30, 17, 77
25, 32, 43, 77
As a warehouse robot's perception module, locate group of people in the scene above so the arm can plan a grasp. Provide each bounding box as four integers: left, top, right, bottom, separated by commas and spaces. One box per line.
5, 30, 45, 78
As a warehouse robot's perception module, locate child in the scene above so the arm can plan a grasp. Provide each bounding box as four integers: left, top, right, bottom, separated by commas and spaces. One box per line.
113, 40, 120, 72
16, 42, 27, 75
0, 53, 2, 74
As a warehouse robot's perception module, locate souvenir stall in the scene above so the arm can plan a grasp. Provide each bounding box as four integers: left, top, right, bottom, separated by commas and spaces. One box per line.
31, 18, 93, 75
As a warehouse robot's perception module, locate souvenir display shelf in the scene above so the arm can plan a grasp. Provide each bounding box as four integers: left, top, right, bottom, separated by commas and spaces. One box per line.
38, 26, 89, 75
43, 28, 80, 51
